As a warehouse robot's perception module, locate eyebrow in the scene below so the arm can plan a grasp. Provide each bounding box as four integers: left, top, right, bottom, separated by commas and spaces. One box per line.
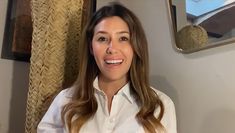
117, 31, 130, 34
94, 31, 130, 35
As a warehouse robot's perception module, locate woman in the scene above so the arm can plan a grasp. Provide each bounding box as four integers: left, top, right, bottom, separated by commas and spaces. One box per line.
37, 2, 177, 133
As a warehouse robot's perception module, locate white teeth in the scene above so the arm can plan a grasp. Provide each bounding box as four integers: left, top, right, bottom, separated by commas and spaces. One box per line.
105, 59, 123, 64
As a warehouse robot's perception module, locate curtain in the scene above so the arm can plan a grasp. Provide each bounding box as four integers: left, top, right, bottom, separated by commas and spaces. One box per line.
25, 0, 96, 132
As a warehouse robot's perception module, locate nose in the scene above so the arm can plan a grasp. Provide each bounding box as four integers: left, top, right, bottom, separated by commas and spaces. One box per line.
106, 40, 118, 54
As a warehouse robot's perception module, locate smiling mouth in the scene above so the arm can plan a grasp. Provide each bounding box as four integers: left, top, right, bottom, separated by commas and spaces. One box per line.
105, 59, 123, 64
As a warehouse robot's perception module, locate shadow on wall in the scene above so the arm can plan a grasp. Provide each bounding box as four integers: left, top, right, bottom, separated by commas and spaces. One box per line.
200, 109, 235, 133
149, 75, 180, 132
8, 61, 30, 133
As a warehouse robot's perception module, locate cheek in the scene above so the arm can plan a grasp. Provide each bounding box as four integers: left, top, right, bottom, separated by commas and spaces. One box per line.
125, 46, 134, 60
91, 43, 103, 60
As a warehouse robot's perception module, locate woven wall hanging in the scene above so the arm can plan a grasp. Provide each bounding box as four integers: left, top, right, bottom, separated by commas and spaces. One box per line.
25, 0, 95, 132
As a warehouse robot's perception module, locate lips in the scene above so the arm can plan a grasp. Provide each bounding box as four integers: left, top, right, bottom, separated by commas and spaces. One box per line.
104, 59, 123, 64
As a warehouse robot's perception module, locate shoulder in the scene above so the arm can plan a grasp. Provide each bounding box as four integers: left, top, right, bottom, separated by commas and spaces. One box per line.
47, 87, 75, 112
37, 87, 75, 132
151, 87, 177, 133
151, 87, 174, 107
46, 87, 73, 109
55, 87, 74, 100
40, 87, 75, 117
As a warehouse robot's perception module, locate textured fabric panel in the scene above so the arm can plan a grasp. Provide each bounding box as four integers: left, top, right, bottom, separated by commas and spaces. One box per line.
25, 0, 94, 132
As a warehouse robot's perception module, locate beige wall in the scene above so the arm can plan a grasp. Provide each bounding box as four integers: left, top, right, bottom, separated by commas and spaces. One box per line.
1, 0, 235, 133
0, 0, 30, 132
98, 0, 235, 133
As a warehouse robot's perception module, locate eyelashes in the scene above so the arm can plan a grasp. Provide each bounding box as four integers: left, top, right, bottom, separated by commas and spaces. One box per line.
96, 36, 130, 43
119, 36, 129, 41
97, 36, 108, 42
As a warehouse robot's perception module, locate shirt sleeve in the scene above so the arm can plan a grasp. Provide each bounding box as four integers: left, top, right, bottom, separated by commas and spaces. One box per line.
37, 89, 71, 133
161, 94, 177, 133
153, 89, 177, 133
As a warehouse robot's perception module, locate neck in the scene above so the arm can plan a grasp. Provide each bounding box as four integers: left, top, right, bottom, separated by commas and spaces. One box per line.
98, 77, 127, 97
98, 75, 128, 113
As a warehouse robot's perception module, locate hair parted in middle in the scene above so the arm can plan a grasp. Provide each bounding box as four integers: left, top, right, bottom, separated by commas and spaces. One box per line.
62, 2, 165, 133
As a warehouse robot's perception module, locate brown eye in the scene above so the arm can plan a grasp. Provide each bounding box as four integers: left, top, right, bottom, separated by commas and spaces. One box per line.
97, 37, 108, 42
119, 36, 129, 41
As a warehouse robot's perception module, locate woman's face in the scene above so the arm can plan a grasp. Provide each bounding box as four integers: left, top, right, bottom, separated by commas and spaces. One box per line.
92, 16, 134, 84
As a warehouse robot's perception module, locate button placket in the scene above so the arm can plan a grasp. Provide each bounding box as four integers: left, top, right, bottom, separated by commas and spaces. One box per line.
104, 117, 115, 132
109, 117, 115, 123
106, 95, 119, 132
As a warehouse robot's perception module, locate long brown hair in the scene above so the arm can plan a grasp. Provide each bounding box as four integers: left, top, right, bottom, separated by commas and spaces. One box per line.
62, 2, 165, 133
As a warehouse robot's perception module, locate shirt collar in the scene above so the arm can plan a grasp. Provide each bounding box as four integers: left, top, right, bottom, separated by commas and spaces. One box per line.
93, 76, 135, 104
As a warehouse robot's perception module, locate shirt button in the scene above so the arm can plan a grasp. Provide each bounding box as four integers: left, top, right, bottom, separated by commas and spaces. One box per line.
109, 118, 115, 123
107, 124, 114, 131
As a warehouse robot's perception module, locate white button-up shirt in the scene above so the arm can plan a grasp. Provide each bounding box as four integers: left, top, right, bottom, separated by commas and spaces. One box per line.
37, 77, 177, 133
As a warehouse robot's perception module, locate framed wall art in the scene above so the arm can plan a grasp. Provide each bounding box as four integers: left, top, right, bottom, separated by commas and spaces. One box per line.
1, 0, 32, 62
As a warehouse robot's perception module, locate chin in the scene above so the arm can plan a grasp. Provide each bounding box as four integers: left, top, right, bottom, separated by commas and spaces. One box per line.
101, 73, 128, 82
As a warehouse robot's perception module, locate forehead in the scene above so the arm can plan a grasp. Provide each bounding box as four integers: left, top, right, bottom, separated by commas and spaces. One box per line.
94, 16, 129, 33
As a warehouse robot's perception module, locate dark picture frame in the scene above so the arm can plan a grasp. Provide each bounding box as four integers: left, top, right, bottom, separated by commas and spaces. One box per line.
1, 0, 32, 62
171, 4, 177, 32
